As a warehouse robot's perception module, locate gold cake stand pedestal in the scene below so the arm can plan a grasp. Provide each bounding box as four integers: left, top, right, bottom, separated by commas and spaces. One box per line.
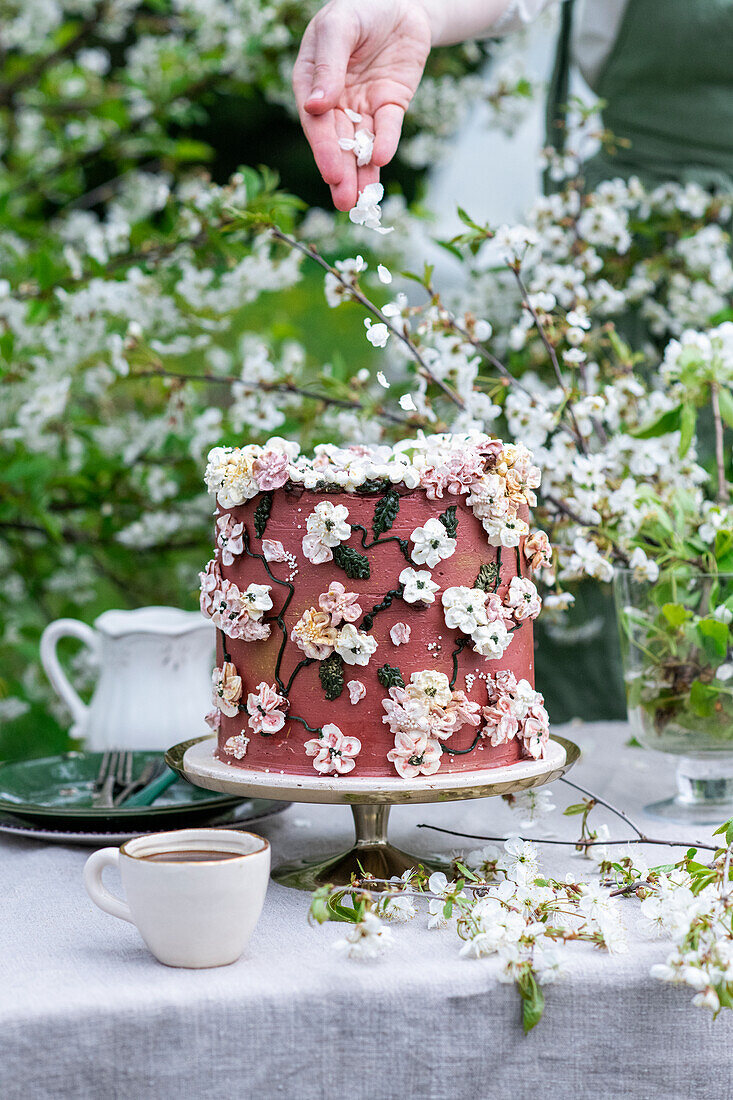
166, 735, 580, 890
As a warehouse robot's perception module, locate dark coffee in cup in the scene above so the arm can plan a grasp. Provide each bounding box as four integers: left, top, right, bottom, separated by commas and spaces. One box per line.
140, 849, 243, 862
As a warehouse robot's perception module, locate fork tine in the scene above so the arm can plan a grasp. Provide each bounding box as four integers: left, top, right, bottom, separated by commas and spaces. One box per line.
95, 751, 110, 789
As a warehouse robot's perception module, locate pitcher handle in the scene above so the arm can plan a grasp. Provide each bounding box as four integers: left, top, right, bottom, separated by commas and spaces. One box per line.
40, 618, 99, 737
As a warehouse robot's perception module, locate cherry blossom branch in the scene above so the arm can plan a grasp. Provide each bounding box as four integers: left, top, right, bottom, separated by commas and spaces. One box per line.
415, 823, 717, 853
0, 3, 108, 106
267, 226, 466, 412
512, 268, 588, 454
129, 367, 410, 425
559, 776, 645, 839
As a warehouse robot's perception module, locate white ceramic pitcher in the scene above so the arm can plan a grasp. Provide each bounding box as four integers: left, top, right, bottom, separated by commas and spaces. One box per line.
40, 607, 215, 752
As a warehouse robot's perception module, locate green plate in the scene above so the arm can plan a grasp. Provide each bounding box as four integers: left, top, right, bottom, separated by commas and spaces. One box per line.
0, 751, 248, 832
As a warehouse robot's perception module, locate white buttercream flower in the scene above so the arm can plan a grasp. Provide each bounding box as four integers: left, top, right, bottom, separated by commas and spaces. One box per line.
399, 566, 440, 604
409, 670, 452, 707
241, 583, 273, 619
335, 623, 378, 666
471, 621, 513, 658
442, 587, 489, 634
410, 518, 457, 568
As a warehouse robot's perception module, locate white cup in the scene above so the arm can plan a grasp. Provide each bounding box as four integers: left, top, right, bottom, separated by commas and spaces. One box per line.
84, 828, 270, 968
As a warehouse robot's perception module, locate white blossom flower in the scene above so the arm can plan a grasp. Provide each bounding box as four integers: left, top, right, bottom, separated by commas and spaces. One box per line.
332, 911, 393, 959
348, 183, 394, 234
338, 127, 374, 166
364, 319, 390, 348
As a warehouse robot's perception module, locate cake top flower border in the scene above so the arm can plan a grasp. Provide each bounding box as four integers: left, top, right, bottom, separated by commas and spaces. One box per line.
204, 431, 541, 508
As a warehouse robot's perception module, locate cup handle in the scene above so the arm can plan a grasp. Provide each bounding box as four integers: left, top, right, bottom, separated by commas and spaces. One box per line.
40, 618, 99, 737
84, 848, 133, 924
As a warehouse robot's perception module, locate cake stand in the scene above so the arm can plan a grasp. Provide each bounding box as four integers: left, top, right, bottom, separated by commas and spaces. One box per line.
166, 735, 580, 890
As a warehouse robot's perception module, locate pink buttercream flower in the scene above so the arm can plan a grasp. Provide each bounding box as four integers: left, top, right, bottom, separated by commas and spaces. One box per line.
262, 539, 288, 562
318, 581, 363, 626
301, 532, 333, 565
485, 592, 515, 626
246, 681, 288, 735
253, 450, 290, 491
304, 723, 361, 775
482, 695, 520, 746
199, 558, 222, 617
389, 622, 411, 646
212, 662, 243, 718
224, 733, 249, 759
216, 513, 244, 566
441, 690, 482, 736
524, 530, 553, 573
522, 703, 550, 759
241, 618, 271, 642
291, 607, 337, 659
205, 708, 221, 733
505, 576, 542, 621
347, 680, 366, 704
387, 730, 442, 779
419, 452, 485, 500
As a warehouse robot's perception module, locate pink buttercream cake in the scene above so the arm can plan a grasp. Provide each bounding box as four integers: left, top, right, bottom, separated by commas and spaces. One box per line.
200, 434, 552, 781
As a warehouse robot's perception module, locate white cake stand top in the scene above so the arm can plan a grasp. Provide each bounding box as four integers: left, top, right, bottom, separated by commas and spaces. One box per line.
167, 735, 577, 806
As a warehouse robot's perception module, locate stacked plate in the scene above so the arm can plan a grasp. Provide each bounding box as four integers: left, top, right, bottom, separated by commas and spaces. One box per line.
0, 751, 289, 845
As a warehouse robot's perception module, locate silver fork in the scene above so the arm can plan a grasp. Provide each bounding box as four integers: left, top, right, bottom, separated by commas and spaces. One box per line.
92, 751, 118, 808
92, 751, 133, 808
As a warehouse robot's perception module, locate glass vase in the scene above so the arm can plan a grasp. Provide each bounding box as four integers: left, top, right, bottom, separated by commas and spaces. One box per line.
614, 568, 733, 824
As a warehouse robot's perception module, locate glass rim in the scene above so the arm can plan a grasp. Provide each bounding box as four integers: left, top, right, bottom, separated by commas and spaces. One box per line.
614, 567, 733, 580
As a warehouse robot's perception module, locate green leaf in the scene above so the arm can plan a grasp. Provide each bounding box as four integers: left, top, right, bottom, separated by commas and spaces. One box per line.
372, 489, 400, 537
474, 562, 500, 592
563, 803, 588, 816
689, 679, 721, 718
697, 618, 729, 660
333, 544, 370, 580
377, 664, 405, 689
438, 505, 458, 539
717, 387, 733, 430
253, 492, 273, 538
661, 603, 692, 629
519, 972, 545, 1033
678, 403, 697, 457
319, 652, 344, 701
632, 406, 682, 439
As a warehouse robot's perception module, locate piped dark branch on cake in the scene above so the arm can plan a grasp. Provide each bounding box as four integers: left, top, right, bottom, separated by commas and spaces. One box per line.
441, 731, 483, 756
361, 587, 404, 631
448, 636, 472, 689
241, 524, 295, 694
350, 522, 412, 563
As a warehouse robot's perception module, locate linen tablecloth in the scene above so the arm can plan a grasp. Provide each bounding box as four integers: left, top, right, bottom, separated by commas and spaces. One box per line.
2, 721, 732, 1100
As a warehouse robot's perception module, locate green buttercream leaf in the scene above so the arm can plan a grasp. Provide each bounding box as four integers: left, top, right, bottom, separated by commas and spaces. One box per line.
319, 652, 345, 701
474, 562, 499, 592
438, 505, 458, 539
253, 491, 274, 538
377, 664, 405, 689
372, 489, 400, 537
333, 544, 370, 580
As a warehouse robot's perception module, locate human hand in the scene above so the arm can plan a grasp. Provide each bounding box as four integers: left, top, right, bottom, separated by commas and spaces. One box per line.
292, 0, 433, 210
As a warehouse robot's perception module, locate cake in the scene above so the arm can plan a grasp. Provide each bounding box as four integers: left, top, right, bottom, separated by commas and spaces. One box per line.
200, 433, 552, 781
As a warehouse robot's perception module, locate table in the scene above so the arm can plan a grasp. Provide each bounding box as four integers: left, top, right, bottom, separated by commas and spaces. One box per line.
2, 722, 732, 1100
